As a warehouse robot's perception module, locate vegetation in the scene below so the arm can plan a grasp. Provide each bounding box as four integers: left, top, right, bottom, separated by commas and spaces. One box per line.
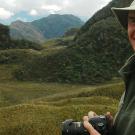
14, 17, 133, 84
0, 49, 41, 64
63, 27, 79, 37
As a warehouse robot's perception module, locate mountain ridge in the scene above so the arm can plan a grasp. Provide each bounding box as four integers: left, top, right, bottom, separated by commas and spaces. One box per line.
31, 14, 83, 39
10, 14, 84, 43
10, 20, 45, 43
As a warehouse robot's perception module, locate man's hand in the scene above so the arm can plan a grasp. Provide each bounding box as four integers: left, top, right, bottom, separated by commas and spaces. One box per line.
83, 111, 113, 135
83, 114, 101, 135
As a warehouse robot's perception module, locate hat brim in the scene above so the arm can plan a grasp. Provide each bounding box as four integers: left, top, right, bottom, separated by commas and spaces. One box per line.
111, 6, 135, 29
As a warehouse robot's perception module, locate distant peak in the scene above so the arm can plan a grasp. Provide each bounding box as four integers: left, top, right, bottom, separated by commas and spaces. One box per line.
11, 20, 25, 25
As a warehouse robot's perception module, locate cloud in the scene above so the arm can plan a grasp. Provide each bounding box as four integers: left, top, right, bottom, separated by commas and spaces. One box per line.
41, 4, 62, 14
99, 0, 111, 9
0, 0, 112, 23
16, 17, 27, 22
55, 0, 112, 20
30, 9, 38, 16
62, 0, 71, 7
102, 0, 111, 2
41, 5, 62, 11
5, 0, 16, 7
0, 8, 14, 19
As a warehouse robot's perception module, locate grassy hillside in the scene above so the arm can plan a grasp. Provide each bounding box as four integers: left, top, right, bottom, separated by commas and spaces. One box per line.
0, 68, 124, 135
0, 79, 124, 135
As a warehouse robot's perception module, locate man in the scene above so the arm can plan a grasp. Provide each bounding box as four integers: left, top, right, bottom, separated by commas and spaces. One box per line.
83, 0, 135, 135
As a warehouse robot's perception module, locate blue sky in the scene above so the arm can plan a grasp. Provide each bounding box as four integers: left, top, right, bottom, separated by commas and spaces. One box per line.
0, 0, 111, 25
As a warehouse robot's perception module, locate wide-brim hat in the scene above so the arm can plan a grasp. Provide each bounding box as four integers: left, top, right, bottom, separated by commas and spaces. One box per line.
111, 1, 135, 29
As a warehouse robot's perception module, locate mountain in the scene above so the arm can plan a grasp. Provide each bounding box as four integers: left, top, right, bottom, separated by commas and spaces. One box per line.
0, 23, 42, 50
10, 14, 84, 43
31, 14, 83, 39
74, 0, 132, 42
14, 0, 133, 84
10, 20, 45, 44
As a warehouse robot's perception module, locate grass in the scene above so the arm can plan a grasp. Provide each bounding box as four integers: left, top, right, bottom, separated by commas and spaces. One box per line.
41, 38, 66, 56
0, 78, 124, 135
0, 103, 117, 135
0, 47, 125, 134
38, 96, 119, 106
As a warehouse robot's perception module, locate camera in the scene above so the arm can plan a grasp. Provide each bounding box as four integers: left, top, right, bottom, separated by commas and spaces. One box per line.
62, 115, 109, 135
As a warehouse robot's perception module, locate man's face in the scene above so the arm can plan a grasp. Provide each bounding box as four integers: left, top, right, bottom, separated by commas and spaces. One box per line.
128, 11, 135, 51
